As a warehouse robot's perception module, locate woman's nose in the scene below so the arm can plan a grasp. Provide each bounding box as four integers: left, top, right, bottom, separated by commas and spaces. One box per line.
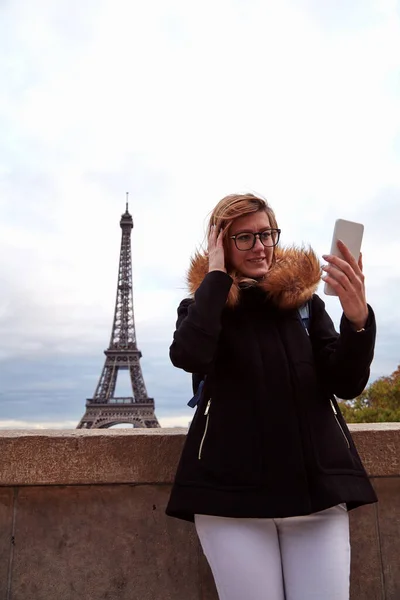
253, 236, 264, 251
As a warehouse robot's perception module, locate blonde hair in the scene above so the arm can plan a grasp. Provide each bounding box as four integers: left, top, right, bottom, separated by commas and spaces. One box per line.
208, 193, 279, 279
209, 193, 278, 233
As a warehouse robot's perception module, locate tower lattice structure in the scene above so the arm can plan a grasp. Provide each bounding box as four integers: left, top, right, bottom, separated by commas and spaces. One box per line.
77, 199, 160, 429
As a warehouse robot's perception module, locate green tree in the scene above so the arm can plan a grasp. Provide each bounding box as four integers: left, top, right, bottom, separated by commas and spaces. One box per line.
338, 365, 400, 423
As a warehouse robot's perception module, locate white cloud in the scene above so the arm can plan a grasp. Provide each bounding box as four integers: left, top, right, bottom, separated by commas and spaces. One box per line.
0, 417, 190, 429
0, 419, 79, 430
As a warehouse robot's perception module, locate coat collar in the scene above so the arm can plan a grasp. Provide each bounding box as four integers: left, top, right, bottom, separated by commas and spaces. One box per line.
187, 246, 322, 310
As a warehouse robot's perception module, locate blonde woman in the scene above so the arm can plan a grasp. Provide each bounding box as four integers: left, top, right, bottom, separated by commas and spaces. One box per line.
166, 193, 377, 600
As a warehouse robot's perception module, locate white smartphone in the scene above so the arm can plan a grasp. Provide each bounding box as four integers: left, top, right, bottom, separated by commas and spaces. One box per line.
324, 218, 364, 296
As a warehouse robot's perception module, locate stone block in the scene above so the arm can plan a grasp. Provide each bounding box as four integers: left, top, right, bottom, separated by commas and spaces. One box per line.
350, 425, 400, 477
10, 484, 200, 600
198, 544, 218, 600
349, 496, 383, 600
374, 478, 400, 600
0, 429, 186, 486
0, 488, 14, 599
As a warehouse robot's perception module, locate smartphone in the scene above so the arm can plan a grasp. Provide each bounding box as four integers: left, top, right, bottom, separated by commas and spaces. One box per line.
324, 218, 364, 296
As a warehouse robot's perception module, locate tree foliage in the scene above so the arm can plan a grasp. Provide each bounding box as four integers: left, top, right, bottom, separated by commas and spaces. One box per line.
338, 365, 400, 423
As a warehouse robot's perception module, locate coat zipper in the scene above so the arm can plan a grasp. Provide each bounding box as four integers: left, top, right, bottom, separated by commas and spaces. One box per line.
198, 399, 211, 460
330, 399, 350, 449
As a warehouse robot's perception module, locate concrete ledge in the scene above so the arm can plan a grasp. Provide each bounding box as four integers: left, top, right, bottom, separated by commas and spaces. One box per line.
0, 425, 399, 599
349, 423, 400, 477
0, 428, 185, 486
0, 424, 399, 486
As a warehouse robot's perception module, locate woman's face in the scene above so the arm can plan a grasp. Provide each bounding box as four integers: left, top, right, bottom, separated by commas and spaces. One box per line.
227, 211, 275, 278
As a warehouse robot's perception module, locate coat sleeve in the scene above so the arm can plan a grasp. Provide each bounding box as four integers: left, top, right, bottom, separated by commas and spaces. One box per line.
169, 270, 233, 373
309, 294, 376, 399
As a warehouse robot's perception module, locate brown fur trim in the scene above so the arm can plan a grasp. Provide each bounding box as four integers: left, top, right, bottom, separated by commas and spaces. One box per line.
187, 246, 321, 310
187, 251, 208, 296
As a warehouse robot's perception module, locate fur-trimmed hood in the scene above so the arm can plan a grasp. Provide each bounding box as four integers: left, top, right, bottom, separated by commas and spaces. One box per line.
187, 246, 322, 310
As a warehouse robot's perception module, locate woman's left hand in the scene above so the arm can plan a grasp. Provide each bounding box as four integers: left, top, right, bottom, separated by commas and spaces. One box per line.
322, 240, 369, 331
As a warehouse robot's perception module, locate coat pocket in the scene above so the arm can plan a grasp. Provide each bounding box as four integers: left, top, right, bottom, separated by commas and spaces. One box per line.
309, 397, 364, 474
198, 399, 211, 460
329, 398, 350, 449
197, 398, 263, 487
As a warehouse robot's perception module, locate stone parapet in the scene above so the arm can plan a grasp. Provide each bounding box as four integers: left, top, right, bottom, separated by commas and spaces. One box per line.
0, 425, 399, 600
0, 423, 398, 486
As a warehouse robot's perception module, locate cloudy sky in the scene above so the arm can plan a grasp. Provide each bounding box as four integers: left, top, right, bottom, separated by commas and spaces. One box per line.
1, 0, 399, 429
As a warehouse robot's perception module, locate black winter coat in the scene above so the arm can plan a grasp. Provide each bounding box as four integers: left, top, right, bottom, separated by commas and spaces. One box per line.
166, 254, 377, 523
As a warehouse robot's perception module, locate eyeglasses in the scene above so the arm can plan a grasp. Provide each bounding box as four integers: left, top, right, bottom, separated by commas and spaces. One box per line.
230, 229, 281, 251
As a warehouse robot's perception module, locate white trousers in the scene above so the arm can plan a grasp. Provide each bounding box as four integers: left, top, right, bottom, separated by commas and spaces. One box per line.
195, 504, 350, 600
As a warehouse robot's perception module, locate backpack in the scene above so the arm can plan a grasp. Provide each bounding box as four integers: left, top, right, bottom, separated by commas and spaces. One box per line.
187, 300, 312, 408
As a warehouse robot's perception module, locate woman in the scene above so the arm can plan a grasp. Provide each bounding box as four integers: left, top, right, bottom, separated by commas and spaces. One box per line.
166, 193, 377, 600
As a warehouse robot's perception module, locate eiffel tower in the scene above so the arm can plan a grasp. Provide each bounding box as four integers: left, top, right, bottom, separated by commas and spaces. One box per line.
77, 196, 160, 429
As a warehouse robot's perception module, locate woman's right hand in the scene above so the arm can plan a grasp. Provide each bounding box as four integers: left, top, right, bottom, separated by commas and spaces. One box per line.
208, 225, 226, 273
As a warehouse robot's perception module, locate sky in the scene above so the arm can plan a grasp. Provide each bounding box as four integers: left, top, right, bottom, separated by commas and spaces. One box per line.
0, 0, 399, 429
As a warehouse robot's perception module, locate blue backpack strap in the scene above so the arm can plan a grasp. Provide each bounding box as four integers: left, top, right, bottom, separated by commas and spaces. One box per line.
188, 379, 205, 408
298, 300, 311, 335
192, 373, 203, 395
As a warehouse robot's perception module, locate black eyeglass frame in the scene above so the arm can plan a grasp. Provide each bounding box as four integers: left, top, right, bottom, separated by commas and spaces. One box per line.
230, 228, 281, 251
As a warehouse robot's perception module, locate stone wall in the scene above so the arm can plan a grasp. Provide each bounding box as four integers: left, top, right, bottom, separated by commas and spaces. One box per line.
0, 424, 399, 600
